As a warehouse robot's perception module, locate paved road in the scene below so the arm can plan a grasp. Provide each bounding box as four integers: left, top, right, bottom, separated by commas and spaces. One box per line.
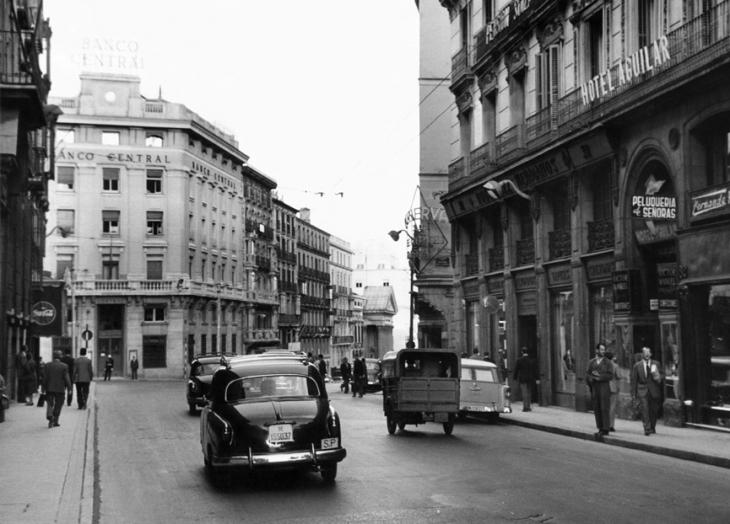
93, 380, 730, 523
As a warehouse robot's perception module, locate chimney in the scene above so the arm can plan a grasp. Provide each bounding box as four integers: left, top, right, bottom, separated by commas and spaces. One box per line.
299, 207, 311, 223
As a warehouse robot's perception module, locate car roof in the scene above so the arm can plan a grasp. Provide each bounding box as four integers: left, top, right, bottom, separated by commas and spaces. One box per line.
381, 348, 461, 362
191, 355, 227, 364
460, 357, 498, 369
227, 355, 312, 377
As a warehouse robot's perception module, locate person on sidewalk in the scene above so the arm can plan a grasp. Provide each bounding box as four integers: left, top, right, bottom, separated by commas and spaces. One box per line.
43, 350, 72, 428
22, 352, 38, 406
631, 346, 663, 436
339, 357, 352, 394
352, 354, 366, 398
130, 355, 139, 380
73, 348, 93, 409
60, 349, 75, 406
586, 343, 614, 438
317, 354, 327, 381
513, 347, 537, 412
605, 351, 620, 432
0, 372, 6, 423
104, 356, 114, 381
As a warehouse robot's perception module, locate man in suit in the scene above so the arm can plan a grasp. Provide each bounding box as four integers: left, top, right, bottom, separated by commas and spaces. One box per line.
73, 348, 94, 409
61, 349, 75, 406
631, 346, 663, 435
43, 350, 72, 428
513, 347, 537, 412
586, 343, 614, 438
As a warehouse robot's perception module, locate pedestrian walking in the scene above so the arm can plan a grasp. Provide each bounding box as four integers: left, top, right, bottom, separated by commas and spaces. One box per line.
61, 349, 75, 405
606, 351, 620, 432
0, 372, 6, 423
104, 356, 114, 381
130, 355, 139, 380
513, 347, 537, 411
339, 357, 352, 394
317, 354, 327, 380
352, 354, 366, 398
73, 348, 94, 409
586, 343, 613, 438
22, 352, 38, 406
15, 346, 28, 402
43, 350, 72, 428
631, 346, 663, 436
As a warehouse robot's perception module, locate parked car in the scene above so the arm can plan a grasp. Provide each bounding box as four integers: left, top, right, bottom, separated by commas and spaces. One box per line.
199, 352, 346, 487
364, 358, 382, 391
459, 358, 511, 421
187, 355, 228, 414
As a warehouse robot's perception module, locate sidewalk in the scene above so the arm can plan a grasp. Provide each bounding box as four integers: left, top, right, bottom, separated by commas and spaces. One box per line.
0, 383, 96, 523
501, 401, 730, 469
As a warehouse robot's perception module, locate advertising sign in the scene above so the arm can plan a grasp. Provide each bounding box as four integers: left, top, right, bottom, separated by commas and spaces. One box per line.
690, 183, 730, 223
632, 168, 677, 245
31, 281, 65, 336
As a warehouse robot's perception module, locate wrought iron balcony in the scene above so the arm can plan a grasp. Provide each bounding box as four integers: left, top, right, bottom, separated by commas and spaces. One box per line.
516, 238, 535, 266
451, 46, 472, 88
278, 313, 300, 325
588, 219, 615, 252
525, 106, 556, 147
464, 253, 479, 276
470, 142, 496, 178
548, 229, 571, 260
488, 246, 505, 272
0, 29, 49, 102
495, 124, 524, 160
448, 157, 465, 183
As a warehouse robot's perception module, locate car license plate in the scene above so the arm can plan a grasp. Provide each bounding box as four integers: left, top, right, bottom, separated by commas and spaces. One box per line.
321, 437, 338, 449
268, 424, 293, 443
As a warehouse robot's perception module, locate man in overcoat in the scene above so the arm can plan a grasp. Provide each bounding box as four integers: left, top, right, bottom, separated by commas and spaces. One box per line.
43, 350, 72, 428
586, 343, 614, 438
73, 347, 94, 409
513, 347, 537, 411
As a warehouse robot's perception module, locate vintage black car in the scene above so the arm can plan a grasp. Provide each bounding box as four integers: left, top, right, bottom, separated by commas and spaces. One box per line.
199, 353, 346, 486
187, 355, 227, 414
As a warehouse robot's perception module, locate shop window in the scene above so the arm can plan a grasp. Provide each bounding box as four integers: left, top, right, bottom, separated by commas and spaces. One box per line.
146, 169, 163, 194
146, 211, 163, 236
142, 335, 166, 368
590, 286, 615, 353
102, 131, 119, 146
709, 285, 730, 408
552, 291, 575, 394
705, 126, 730, 186
102, 210, 120, 235
144, 305, 165, 322
102, 168, 119, 191
661, 321, 680, 400
56, 166, 74, 190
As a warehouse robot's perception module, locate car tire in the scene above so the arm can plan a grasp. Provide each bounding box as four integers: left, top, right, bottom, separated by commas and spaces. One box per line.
443, 414, 455, 435
188, 402, 197, 415
321, 463, 337, 483
397, 422, 406, 432
386, 414, 397, 435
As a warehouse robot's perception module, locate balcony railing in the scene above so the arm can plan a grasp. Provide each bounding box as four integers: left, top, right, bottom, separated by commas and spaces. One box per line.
448, 157, 465, 183
488, 246, 505, 272
548, 229, 571, 260
588, 219, 615, 252
465, 254, 479, 276
451, 46, 471, 86
495, 124, 524, 160
244, 329, 278, 342
333, 335, 354, 345
278, 313, 300, 325
470, 142, 495, 178
516, 238, 535, 266
525, 105, 556, 146
0, 30, 49, 101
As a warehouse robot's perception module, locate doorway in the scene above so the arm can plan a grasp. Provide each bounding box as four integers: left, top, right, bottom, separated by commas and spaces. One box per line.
97, 304, 124, 377
518, 314, 538, 403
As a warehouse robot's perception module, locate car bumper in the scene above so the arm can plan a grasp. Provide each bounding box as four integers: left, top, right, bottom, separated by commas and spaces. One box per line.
187, 395, 207, 407
211, 446, 347, 469
462, 405, 512, 413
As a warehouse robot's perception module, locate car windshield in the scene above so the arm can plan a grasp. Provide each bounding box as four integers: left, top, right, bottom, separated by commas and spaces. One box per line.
224, 374, 320, 403
191, 363, 218, 376
366, 361, 379, 372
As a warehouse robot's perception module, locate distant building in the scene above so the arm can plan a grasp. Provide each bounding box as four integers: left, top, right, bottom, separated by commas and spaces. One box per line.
46, 74, 279, 378
362, 285, 397, 359
329, 234, 354, 366
273, 197, 300, 348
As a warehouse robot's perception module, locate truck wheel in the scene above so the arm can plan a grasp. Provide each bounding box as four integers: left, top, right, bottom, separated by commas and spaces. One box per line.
188, 402, 197, 415
386, 414, 397, 435
443, 414, 454, 435
397, 422, 406, 431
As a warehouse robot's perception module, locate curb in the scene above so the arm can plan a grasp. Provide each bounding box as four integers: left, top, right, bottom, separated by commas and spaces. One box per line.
501, 417, 730, 470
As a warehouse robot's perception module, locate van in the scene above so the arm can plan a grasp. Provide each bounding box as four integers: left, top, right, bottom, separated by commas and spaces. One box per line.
459, 358, 511, 421
364, 358, 382, 391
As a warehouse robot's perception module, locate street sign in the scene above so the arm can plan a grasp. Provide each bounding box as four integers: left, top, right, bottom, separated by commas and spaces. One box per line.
81, 329, 93, 341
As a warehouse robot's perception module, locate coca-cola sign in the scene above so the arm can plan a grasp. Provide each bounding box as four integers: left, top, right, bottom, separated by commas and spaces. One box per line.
31, 301, 57, 326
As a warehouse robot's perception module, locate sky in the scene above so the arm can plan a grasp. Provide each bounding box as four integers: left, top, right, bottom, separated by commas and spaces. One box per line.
45, 0, 421, 261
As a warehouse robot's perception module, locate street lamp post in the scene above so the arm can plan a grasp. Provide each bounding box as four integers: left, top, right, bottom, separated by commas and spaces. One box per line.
216, 283, 222, 354
388, 229, 417, 349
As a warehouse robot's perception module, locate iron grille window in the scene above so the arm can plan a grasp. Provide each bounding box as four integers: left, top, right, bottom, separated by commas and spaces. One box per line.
56, 166, 74, 190
146, 169, 163, 193
102, 168, 119, 191
102, 210, 120, 235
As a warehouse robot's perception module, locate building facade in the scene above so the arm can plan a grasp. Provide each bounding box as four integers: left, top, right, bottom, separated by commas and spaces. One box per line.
415, 0, 455, 350
438, 0, 730, 427
296, 209, 331, 359
46, 74, 279, 378
1, 0, 54, 397
273, 197, 300, 348
329, 234, 354, 367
